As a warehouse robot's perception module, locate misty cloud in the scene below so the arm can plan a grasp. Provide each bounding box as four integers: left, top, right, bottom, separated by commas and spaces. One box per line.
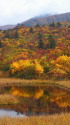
0, 0, 70, 25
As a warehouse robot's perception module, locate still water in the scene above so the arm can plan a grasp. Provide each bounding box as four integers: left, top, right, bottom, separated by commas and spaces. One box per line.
0, 84, 70, 117
0, 109, 24, 117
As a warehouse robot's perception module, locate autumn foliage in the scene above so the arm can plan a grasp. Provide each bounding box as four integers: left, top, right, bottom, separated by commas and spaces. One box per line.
10, 59, 44, 78
0, 22, 70, 79
50, 55, 70, 78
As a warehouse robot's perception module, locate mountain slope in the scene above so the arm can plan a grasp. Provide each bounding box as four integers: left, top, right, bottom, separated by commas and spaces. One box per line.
0, 14, 51, 30
0, 25, 16, 30
0, 21, 70, 79
22, 12, 70, 26
0, 12, 70, 30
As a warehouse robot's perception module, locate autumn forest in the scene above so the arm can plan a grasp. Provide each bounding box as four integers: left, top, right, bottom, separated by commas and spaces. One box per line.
0, 21, 70, 79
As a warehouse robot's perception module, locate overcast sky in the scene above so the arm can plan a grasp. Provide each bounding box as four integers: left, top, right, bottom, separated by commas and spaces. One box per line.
0, 0, 70, 25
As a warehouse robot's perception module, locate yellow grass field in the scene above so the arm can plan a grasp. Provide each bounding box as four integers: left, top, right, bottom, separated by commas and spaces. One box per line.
0, 113, 70, 125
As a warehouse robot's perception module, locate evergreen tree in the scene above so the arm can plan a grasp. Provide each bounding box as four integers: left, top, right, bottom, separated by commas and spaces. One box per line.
47, 34, 56, 49
0, 41, 3, 48
29, 27, 33, 33
5, 31, 11, 38
49, 22, 55, 27
56, 22, 61, 27
17, 23, 21, 26
38, 33, 44, 49
14, 30, 19, 38
35, 24, 40, 27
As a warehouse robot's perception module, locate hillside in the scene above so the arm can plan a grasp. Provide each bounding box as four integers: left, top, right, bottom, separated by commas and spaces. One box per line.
0, 25, 16, 30
0, 22, 70, 79
22, 12, 70, 26
0, 12, 70, 30
0, 14, 51, 30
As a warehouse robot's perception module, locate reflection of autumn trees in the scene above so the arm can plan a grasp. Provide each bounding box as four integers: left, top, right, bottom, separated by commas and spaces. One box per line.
11, 86, 44, 99
0, 85, 70, 114
10, 86, 70, 113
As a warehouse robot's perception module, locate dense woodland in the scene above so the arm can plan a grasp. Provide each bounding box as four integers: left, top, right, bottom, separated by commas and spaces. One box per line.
0, 21, 70, 79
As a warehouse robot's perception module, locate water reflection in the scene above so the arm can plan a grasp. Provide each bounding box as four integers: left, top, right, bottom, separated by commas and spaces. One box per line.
11, 86, 44, 99
0, 85, 70, 116
0, 109, 24, 117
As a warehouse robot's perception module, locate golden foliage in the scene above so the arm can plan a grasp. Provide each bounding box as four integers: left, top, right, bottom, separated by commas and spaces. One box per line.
50, 55, 70, 78
34, 59, 44, 75
10, 59, 44, 78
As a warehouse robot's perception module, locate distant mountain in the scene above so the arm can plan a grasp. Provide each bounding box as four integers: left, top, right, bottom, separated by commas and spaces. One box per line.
0, 25, 16, 30
0, 12, 70, 30
21, 12, 70, 26
0, 14, 51, 30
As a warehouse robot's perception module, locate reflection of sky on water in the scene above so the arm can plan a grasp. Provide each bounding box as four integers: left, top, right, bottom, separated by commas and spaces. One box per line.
0, 109, 24, 117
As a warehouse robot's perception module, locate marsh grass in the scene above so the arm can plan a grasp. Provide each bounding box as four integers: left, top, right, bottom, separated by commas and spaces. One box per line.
0, 94, 19, 105
54, 80, 70, 88
0, 78, 70, 90
0, 113, 70, 125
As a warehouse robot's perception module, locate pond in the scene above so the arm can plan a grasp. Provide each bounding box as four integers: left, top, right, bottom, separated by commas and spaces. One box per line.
0, 84, 70, 117
0, 109, 24, 117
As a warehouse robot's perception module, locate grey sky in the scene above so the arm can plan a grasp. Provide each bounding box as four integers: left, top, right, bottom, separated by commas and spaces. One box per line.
0, 0, 70, 25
